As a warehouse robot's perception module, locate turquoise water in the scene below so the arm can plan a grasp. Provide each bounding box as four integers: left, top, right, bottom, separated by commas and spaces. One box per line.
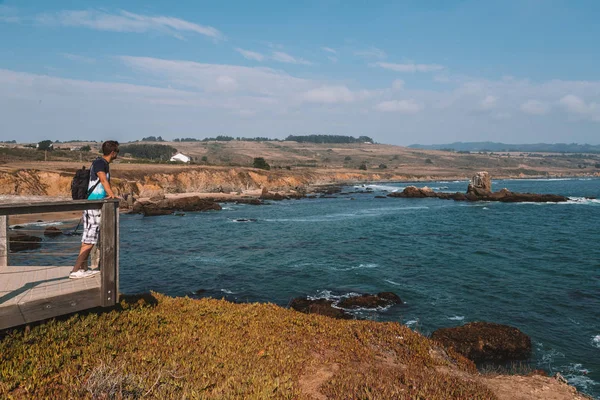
11, 178, 600, 397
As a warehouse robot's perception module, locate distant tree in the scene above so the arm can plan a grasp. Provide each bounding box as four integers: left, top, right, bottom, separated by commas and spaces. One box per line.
37, 140, 54, 151
379, 163, 387, 169
424, 158, 433, 164
141, 136, 164, 142
80, 145, 91, 152
201, 156, 208, 162
344, 156, 352, 161
253, 157, 271, 170
285, 135, 373, 144
358, 162, 367, 171
119, 144, 177, 160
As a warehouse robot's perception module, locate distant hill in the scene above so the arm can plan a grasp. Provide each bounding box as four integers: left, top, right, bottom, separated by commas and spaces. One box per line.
408, 142, 600, 153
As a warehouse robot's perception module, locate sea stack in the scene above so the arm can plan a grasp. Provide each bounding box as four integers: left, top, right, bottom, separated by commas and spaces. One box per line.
467, 171, 492, 196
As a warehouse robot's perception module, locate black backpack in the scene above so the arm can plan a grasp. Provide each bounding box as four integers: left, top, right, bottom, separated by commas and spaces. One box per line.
71, 165, 100, 200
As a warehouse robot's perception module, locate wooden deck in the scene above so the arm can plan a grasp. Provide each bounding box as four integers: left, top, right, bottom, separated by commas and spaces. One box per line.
0, 265, 102, 330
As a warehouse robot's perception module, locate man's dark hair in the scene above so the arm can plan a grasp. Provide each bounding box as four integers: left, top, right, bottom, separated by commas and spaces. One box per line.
102, 140, 120, 156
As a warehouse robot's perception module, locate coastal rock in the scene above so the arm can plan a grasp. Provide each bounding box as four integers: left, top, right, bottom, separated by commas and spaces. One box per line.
338, 292, 403, 309
43, 226, 62, 237
9, 233, 42, 252
431, 322, 532, 362
289, 297, 352, 319
134, 196, 222, 217
388, 186, 436, 198
387, 173, 568, 203
467, 171, 492, 196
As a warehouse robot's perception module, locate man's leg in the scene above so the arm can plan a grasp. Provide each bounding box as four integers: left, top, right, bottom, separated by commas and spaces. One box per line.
72, 243, 94, 273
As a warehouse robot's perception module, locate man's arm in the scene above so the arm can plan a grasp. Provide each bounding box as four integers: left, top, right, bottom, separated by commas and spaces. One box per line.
96, 171, 116, 199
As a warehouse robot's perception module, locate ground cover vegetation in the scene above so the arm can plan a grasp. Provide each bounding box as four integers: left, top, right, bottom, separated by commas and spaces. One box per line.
0, 293, 497, 399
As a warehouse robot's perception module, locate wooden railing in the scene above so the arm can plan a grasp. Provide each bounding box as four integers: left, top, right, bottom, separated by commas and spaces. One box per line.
0, 199, 119, 329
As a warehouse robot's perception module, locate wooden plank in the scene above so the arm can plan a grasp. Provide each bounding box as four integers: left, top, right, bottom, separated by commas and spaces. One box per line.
17, 287, 102, 325
0, 200, 118, 216
0, 216, 7, 267
0, 304, 26, 330
100, 201, 117, 307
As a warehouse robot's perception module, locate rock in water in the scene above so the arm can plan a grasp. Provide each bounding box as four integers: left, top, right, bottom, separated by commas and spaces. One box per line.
431, 322, 531, 362
289, 297, 352, 319
9, 234, 42, 252
43, 226, 63, 237
338, 292, 403, 309
467, 171, 492, 196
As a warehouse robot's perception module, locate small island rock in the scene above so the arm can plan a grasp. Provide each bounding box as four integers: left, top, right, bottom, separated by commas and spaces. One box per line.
431, 321, 532, 362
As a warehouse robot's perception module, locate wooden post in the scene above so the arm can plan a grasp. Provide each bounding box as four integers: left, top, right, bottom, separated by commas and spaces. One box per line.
0, 216, 7, 267
100, 201, 118, 307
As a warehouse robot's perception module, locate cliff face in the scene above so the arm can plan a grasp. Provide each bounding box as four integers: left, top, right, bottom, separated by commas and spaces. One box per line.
0, 167, 412, 197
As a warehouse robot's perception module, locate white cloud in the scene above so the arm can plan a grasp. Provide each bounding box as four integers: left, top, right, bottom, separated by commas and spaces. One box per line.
480, 95, 497, 110
62, 53, 96, 64
374, 62, 444, 73
118, 55, 311, 96
327, 56, 338, 63
559, 94, 600, 121
321, 47, 337, 54
271, 51, 312, 65
354, 47, 387, 59
520, 99, 549, 115
392, 79, 404, 90
35, 10, 223, 40
235, 48, 264, 62
302, 86, 354, 104
374, 99, 423, 114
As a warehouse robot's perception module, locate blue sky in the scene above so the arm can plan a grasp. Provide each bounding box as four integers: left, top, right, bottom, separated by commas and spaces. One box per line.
1, 0, 599, 145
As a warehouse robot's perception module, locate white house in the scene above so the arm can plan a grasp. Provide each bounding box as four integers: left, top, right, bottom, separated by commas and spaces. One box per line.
170, 153, 191, 163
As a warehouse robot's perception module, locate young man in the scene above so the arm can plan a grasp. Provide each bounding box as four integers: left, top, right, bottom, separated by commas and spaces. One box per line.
70, 140, 119, 279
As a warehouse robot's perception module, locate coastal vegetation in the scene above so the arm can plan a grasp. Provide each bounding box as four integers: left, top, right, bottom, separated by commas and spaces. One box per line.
0, 293, 498, 399
119, 144, 177, 161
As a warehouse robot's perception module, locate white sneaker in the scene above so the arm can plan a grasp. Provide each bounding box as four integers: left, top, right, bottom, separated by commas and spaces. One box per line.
69, 270, 88, 279
86, 270, 101, 277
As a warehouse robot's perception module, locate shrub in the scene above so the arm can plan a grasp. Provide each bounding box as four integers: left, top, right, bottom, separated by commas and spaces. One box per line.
253, 157, 271, 170
425, 158, 433, 164
119, 144, 177, 160
80, 145, 91, 152
379, 163, 387, 169
358, 162, 367, 171
37, 140, 53, 151
344, 156, 352, 161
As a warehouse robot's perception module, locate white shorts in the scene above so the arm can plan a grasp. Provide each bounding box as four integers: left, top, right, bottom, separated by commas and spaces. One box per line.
82, 209, 101, 244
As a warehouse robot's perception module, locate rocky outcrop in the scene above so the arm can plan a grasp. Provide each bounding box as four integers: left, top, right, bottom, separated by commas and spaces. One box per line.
388, 172, 569, 203
431, 322, 532, 362
43, 227, 63, 237
289, 298, 352, 319
337, 292, 403, 309
467, 171, 492, 196
289, 292, 403, 319
132, 196, 222, 217
9, 233, 42, 252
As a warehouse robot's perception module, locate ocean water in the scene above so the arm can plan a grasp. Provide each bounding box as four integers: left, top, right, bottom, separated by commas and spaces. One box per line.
11, 178, 600, 397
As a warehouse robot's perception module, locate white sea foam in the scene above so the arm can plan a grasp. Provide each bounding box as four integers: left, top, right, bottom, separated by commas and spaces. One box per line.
592, 335, 600, 349
405, 320, 418, 327
384, 279, 402, 286
565, 197, 600, 205
10, 221, 65, 228
333, 263, 378, 271
563, 363, 598, 391
447, 316, 465, 321
354, 184, 403, 192
220, 289, 234, 294
482, 207, 489, 210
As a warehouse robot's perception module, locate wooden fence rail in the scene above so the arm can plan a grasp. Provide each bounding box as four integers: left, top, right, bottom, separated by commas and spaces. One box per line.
0, 199, 119, 330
